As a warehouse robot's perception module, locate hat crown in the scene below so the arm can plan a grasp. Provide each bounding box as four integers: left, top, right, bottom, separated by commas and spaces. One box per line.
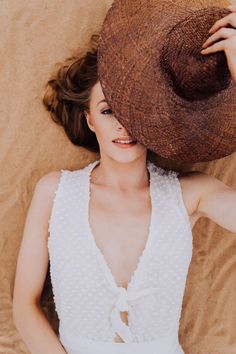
160, 7, 232, 101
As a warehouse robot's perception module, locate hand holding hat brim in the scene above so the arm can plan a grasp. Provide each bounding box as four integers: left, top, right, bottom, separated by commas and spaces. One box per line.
201, 6, 236, 82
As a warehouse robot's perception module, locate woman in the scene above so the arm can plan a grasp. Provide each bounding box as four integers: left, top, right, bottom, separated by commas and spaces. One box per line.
12, 6, 236, 354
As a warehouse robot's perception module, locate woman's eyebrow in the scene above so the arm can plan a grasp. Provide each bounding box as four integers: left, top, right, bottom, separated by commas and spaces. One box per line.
96, 99, 107, 107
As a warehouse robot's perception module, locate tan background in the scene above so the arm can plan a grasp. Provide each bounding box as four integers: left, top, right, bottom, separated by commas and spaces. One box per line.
0, 1, 236, 353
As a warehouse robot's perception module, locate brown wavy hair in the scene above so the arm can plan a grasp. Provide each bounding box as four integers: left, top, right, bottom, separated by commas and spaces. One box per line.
42, 33, 155, 161
42, 33, 100, 153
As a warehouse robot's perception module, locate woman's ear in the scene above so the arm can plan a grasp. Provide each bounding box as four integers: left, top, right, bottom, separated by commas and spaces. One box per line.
84, 111, 95, 133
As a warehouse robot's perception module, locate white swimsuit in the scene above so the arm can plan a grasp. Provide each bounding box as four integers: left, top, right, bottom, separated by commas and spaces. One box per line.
48, 159, 193, 354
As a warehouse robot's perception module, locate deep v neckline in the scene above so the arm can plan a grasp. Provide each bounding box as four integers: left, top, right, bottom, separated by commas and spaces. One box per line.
85, 159, 155, 293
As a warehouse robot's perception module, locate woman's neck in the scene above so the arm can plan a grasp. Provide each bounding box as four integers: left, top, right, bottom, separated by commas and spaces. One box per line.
91, 156, 150, 192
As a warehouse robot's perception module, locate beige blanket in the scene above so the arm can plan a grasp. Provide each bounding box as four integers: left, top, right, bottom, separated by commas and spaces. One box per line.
1, 1, 236, 353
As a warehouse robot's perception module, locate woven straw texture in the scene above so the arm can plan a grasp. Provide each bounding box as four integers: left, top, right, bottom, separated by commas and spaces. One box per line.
98, 0, 236, 162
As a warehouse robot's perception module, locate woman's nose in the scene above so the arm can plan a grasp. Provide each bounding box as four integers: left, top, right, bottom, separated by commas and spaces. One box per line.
117, 124, 123, 130
115, 119, 125, 131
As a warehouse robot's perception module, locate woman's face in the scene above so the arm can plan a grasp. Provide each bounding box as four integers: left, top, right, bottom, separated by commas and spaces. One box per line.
85, 81, 147, 163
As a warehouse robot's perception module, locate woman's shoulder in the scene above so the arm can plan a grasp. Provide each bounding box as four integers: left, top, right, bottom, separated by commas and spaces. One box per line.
177, 170, 213, 217
34, 171, 62, 205
178, 169, 228, 206
36, 170, 62, 190
35, 166, 87, 202
177, 169, 212, 192
24, 171, 64, 227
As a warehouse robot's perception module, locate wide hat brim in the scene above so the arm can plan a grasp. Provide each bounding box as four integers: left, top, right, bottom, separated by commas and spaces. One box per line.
97, 0, 236, 162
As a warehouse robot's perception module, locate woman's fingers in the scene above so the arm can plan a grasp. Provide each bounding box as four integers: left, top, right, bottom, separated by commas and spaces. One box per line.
201, 35, 236, 54
208, 12, 236, 33
202, 27, 236, 48
200, 6, 236, 81
201, 10, 236, 54
201, 39, 227, 54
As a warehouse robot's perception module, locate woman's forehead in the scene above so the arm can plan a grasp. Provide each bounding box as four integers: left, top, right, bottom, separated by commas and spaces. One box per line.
91, 81, 107, 104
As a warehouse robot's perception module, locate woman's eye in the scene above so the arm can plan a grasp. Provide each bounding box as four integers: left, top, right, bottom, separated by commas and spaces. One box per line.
101, 108, 113, 115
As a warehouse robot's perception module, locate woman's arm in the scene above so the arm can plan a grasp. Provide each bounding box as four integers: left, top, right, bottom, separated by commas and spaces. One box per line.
12, 171, 67, 354
197, 8, 236, 232
184, 171, 236, 233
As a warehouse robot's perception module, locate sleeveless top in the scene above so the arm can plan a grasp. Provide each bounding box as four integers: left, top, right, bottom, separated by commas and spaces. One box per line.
47, 159, 192, 354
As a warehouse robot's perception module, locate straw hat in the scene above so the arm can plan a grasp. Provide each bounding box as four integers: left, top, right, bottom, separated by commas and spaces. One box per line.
97, 0, 236, 162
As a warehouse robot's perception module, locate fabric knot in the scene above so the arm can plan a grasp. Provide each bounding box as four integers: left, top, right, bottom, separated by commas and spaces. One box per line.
110, 287, 132, 343
115, 287, 130, 311
110, 286, 159, 343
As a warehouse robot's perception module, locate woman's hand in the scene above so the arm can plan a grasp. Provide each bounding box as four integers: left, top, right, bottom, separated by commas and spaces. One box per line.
201, 5, 236, 82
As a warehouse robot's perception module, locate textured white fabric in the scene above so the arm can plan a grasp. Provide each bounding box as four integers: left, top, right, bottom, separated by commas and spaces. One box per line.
59, 324, 184, 354
47, 159, 192, 353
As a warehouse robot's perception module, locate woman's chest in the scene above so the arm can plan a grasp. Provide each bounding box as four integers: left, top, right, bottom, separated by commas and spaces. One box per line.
88, 186, 152, 287
87, 182, 192, 288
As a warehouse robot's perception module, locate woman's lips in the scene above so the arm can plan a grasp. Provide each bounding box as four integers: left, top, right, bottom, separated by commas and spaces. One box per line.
112, 141, 137, 148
